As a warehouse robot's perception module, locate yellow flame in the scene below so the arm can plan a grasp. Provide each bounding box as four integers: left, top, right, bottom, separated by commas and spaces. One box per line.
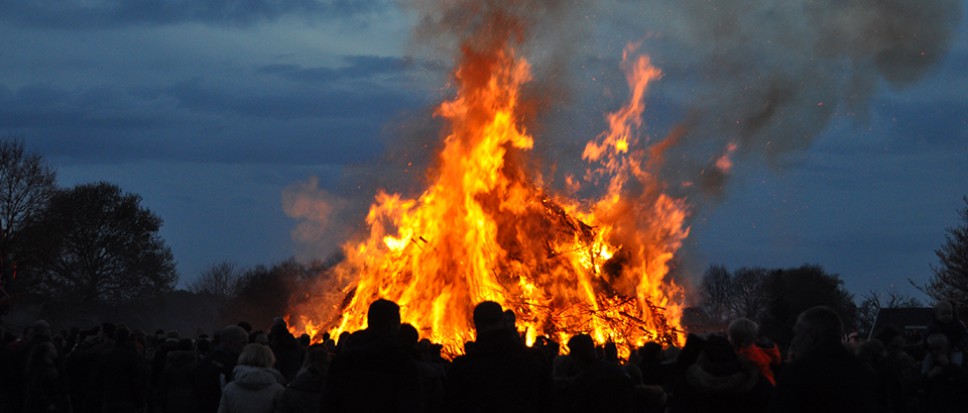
288, 40, 688, 358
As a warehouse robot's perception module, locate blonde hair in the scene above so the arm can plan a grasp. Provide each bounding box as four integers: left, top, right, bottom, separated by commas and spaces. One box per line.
237, 343, 276, 368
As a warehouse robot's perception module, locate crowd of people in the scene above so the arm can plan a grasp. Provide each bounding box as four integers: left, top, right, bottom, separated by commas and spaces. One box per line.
1, 299, 967, 413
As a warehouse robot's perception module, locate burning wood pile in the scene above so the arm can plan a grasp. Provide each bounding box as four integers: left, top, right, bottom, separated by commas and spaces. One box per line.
288, 3, 690, 357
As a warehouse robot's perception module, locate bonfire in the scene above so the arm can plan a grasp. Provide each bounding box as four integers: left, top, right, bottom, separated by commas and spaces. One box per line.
289, 4, 690, 357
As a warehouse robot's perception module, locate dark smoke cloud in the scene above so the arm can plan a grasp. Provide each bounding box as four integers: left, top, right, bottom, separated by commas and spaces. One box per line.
345, 0, 591, 197
627, 0, 963, 198
327, 0, 962, 245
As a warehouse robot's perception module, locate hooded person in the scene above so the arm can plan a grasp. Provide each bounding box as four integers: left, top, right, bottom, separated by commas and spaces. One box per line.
272, 345, 329, 413
728, 318, 781, 386
159, 338, 199, 413
217, 343, 285, 413
667, 335, 771, 413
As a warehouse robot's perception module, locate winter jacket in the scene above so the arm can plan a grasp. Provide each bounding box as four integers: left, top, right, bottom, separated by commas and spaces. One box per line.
445, 329, 553, 413
321, 329, 421, 413
160, 349, 198, 413
217, 365, 285, 413
93, 340, 147, 411
193, 346, 240, 413
769, 342, 877, 413
273, 367, 325, 413
736, 342, 781, 385
668, 356, 771, 413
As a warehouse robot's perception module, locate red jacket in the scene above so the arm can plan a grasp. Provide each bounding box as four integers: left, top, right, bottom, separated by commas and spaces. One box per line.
737, 343, 781, 385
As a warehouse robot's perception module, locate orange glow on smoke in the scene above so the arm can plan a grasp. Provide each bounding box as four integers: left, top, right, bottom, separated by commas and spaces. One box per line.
288, 22, 689, 358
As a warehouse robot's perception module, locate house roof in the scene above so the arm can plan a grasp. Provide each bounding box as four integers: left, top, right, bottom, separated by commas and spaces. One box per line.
869, 307, 934, 339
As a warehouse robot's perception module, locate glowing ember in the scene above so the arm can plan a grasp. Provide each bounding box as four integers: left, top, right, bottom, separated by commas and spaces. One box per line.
288, 10, 689, 358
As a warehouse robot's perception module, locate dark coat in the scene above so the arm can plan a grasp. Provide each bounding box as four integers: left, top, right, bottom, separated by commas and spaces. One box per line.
321, 329, 421, 413
768, 343, 877, 413
557, 359, 634, 413
193, 346, 241, 413
668, 358, 771, 413
93, 340, 147, 411
273, 367, 325, 413
160, 349, 199, 413
23, 363, 72, 413
444, 330, 553, 413
921, 356, 968, 412
269, 329, 306, 383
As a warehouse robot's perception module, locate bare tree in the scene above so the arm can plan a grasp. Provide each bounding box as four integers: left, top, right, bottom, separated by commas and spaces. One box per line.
0, 139, 56, 291
699, 265, 733, 322
925, 196, 968, 310
188, 261, 244, 298
857, 287, 923, 333
730, 267, 767, 319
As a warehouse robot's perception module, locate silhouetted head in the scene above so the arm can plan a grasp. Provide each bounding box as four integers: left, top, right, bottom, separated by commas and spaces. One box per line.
791, 306, 843, 358
603, 341, 618, 363
639, 341, 663, 361
303, 345, 330, 373
933, 301, 955, 324
29, 320, 52, 341
367, 299, 402, 334
399, 323, 419, 351
270, 317, 289, 336
165, 330, 181, 341
248, 330, 268, 344
28, 341, 57, 367
473, 301, 505, 333
567, 334, 597, 362
238, 343, 276, 368
503, 309, 516, 330
699, 335, 741, 376
219, 325, 249, 354
727, 318, 759, 348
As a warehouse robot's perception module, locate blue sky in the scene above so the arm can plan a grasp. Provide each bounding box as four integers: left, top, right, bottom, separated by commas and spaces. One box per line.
1, 0, 965, 302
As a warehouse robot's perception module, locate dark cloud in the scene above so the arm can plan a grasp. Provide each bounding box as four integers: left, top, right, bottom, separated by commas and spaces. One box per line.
258, 55, 412, 83
162, 75, 422, 119
0, 0, 391, 29
0, 83, 169, 130
1, 63, 427, 166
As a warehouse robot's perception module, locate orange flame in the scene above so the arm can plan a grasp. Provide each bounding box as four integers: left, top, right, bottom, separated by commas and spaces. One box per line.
289, 21, 689, 358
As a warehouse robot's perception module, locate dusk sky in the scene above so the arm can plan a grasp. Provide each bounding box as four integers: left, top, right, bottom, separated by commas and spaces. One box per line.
2, 0, 965, 302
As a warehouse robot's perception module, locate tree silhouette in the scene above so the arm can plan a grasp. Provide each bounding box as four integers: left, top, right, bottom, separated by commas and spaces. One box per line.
188, 261, 244, 299
730, 267, 768, 319
925, 196, 968, 310
28, 182, 177, 307
856, 288, 922, 334
699, 265, 733, 322
0, 139, 56, 297
696, 264, 855, 348
758, 265, 856, 348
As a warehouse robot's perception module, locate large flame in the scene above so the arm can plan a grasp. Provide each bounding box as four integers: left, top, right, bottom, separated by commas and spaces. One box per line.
289, 15, 689, 358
